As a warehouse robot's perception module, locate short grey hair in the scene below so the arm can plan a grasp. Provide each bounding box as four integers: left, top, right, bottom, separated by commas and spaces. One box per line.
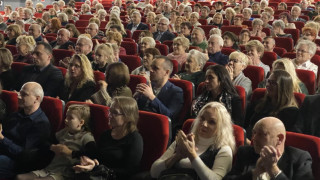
192, 27, 206, 36
188, 49, 207, 70
132, 10, 141, 18
260, 0, 268, 6
190, 12, 199, 19
57, 12, 68, 22
31, 24, 42, 33
24, 8, 33, 15
296, 40, 317, 56
243, 8, 252, 15
77, 34, 93, 50
272, 20, 285, 30
209, 34, 224, 47
88, 22, 99, 30
141, 37, 156, 48
158, 17, 170, 25
58, 0, 65, 7
22, 82, 44, 102
209, 28, 222, 36
58, 28, 71, 38
292, 5, 301, 12
184, 6, 192, 12
253, 18, 263, 26
261, 12, 271, 19
98, 9, 107, 15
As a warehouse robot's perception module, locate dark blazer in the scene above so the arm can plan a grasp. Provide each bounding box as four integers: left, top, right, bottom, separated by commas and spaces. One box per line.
0, 69, 16, 91
208, 51, 229, 65
224, 146, 314, 180
17, 64, 64, 97
153, 30, 176, 43
49, 40, 75, 50
300, 94, 320, 137
59, 80, 96, 102
126, 22, 149, 31
136, 81, 184, 123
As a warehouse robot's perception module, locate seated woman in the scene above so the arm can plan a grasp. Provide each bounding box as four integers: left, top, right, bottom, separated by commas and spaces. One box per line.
43, 18, 62, 34
66, 24, 81, 38
151, 101, 235, 180
189, 12, 201, 27
209, 28, 222, 37
74, 96, 143, 180
259, 58, 309, 95
225, 7, 236, 25
59, 54, 96, 102
13, 35, 36, 64
192, 65, 243, 126
226, 51, 252, 97
132, 48, 161, 78
138, 30, 153, 44
92, 43, 115, 73
245, 70, 301, 137
209, 12, 223, 29
139, 37, 156, 58
261, 12, 273, 29
172, 49, 206, 89
179, 21, 192, 41
222, 31, 240, 51
245, 40, 270, 77
0, 48, 15, 91
233, 14, 248, 29
190, 27, 208, 52
271, 20, 292, 38
57, 12, 69, 26
105, 31, 126, 55
6, 11, 18, 23
5, 24, 21, 46
250, 18, 266, 39
238, 29, 250, 46
301, 27, 317, 44
90, 62, 132, 106
279, 12, 296, 29
167, 37, 189, 68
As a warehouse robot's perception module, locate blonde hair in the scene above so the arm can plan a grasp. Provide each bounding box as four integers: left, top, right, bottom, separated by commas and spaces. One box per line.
229, 51, 249, 66
0, 48, 13, 70
272, 58, 303, 93
67, 104, 91, 131
16, 35, 36, 52
106, 31, 123, 46
65, 54, 94, 89
173, 37, 190, 51
191, 102, 236, 153
245, 40, 264, 57
95, 43, 115, 64
6, 24, 22, 38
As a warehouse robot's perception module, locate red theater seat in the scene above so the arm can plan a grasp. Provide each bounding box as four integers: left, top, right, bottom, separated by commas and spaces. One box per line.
129, 75, 147, 93
119, 55, 141, 72
243, 65, 265, 90
41, 96, 64, 132
1, 90, 18, 114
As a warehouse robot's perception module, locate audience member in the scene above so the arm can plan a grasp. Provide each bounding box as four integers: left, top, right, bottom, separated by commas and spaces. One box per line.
222, 31, 240, 51
191, 27, 208, 52
66, 24, 81, 38
279, 12, 296, 29
23, 8, 36, 24
132, 48, 161, 80
291, 6, 306, 22
153, 17, 176, 43
0, 48, 15, 91
5, 24, 21, 45
28, 24, 43, 42
92, 43, 115, 72
126, 11, 149, 33
139, 37, 156, 58
207, 34, 229, 65
245, 40, 270, 77
50, 28, 75, 50
167, 37, 190, 68
250, 19, 266, 39
239, 29, 250, 46
14, 35, 36, 64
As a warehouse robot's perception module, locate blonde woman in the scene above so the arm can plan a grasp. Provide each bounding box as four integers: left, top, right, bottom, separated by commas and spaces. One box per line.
14, 35, 36, 64
105, 17, 127, 37
167, 37, 190, 67
151, 102, 235, 179
5, 24, 22, 45
189, 12, 201, 27
92, 43, 115, 72
59, 54, 96, 102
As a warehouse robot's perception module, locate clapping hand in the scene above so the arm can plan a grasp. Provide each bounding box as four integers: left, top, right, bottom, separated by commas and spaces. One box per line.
0, 124, 4, 140
176, 131, 197, 160
73, 156, 99, 172
225, 64, 234, 80
135, 83, 155, 100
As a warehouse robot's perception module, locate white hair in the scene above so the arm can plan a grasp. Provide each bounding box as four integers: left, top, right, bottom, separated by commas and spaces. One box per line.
243, 8, 252, 15
141, 37, 156, 47
132, 10, 142, 18
77, 34, 93, 50
188, 49, 207, 70
98, 9, 107, 15
209, 34, 224, 47
57, 13, 68, 22
158, 17, 170, 25
296, 40, 317, 56
58, 28, 71, 38
209, 28, 222, 36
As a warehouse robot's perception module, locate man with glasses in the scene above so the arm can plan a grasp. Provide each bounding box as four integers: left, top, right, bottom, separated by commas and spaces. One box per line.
293, 40, 318, 77
207, 34, 229, 65
153, 17, 175, 43
126, 11, 149, 33
16, 42, 63, 97
291, 6, 306, 23
86, 23, 101, 39
28, 24, 43, 42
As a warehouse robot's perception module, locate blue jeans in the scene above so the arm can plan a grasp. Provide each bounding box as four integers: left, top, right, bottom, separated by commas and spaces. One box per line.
0, 155, 15, 178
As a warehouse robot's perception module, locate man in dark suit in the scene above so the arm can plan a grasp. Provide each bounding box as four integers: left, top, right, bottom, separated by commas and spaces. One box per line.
134, 55, 184, 124
126, 10, 149, 34
49, 28, 74, 50
224, 117, 314, 180
207, 34, 229, 65
16, 42, 64, 98
291, 6, 307, 23
153, 17, 176, 43
300, 94, 320, 137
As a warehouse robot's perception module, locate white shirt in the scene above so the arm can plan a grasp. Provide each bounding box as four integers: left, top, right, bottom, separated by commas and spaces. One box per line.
293, 59, 318, 78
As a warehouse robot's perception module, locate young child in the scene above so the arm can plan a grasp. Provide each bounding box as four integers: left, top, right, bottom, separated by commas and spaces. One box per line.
17, 104, 95, 180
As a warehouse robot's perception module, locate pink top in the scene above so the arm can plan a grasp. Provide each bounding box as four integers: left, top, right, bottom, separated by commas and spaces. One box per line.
167, 52, 189, 67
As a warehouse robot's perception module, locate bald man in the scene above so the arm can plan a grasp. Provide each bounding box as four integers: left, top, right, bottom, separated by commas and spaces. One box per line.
0, 82, 51, 178
224, 117, 314, 180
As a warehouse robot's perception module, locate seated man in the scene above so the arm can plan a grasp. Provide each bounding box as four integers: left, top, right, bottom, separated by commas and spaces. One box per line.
28, 24, 43, 42
263, 36, 281, 59
207, 34, 229, 65
126, 10, 149, 34
224, 117, 314, 180
0, 82, 51, 178
191, 27, 208, 52
16, 42, 64, 97
291, 6, 306, 23
300, 94, 320, 137
86, 23, 101, 39
134, 55, 184, 124
49, 28, 74, 50
153, 17, 176, 43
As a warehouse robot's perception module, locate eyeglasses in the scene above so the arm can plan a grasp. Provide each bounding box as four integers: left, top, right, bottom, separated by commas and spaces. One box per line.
229, 59, 242, 63
108, 109, 124, 116
266, 79, 278, 86
158, 23, 167, 26
296, 49, 309, 54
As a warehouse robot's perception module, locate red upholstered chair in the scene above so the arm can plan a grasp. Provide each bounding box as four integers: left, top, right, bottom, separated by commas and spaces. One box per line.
285, 131, 320, 179
273, 47, 287, 57
120, 41, 138, 55
170, 59, 179, 76
250, 36, 262, 42
296, 69, 316, 95
1, 90, 19, 114
274, 37, 294, 52
44, 36, 56, 42
34, 12, 42, 18
221, 26, 242, 35
221, 47, 236, 56
123, 38, 135, 42
79, 14, 94, 20
182, 119, 245, 148
198, 18, 208, 25
119, 55, 141, 72
129, 75, 147, 93
45, 33, 57, 37
292, 21, 305, 32
281, 52, 296, 59
132, 30, 144, 42
69, 37, 78, 44
41, 96, 64, 132
138, 111, 169, 170
284, 28, 300, 44
223, 19, 230, 26
235, 86, 246, 113
11, 62, 28, 74
76, 27, 86, 34
315, 39, 320, 47
243, 65, 265, 90
64, 101, 111, 141
261, 51, 277, 69
24, 24, 31, 32
56, 66, 67, 77
198, 25, 217, 37
100, 21, 108, 28
243, 20, 252, 27
163, 40, 174, 53
75, 20, 89, 27
203, 62, 217, 72
311, 55, 320, 79
155, 44, 169, 56
5, 45, 18, 56
169, 79, 194, 124
125, 29, 132, 38
262, 28, 271, 36
52, 49, 75, 66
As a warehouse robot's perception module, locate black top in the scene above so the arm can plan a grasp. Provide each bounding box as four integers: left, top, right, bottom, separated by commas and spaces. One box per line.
95, 130, 143, 180
5, 37, 17, 46
50, 40, 75, 50
0, 69, 16, 91
59, 80, 96, 102
91, 62, 108, 73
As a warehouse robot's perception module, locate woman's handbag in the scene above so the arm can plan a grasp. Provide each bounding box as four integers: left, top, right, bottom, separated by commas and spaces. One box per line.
75, 165, 116, 180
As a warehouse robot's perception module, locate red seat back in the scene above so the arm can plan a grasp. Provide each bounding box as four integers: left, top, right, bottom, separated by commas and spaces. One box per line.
1, 90, 19, 114
261, 51, 277, 69
221, 26, 243, 35
274, 37, 294, 52
41, 96, 64, 132
132, 30, 144, 43
155, 43, 169, 56
120, 41, 138, 55
75, 20, 89, 27
79, 14, 94, 20
198, 25, 217, 37
284, 28, 299, 44
235, 86, 246, 113
274, 47, 287, 57
296, 69, 316, 95
129, 75, 147, 93
243, 65, 265, 90
119, 55, 141, 72
52, 49, 75, 66
11, 62, 28, 74
221, 47, 236, 56
5, 45, 18, 56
